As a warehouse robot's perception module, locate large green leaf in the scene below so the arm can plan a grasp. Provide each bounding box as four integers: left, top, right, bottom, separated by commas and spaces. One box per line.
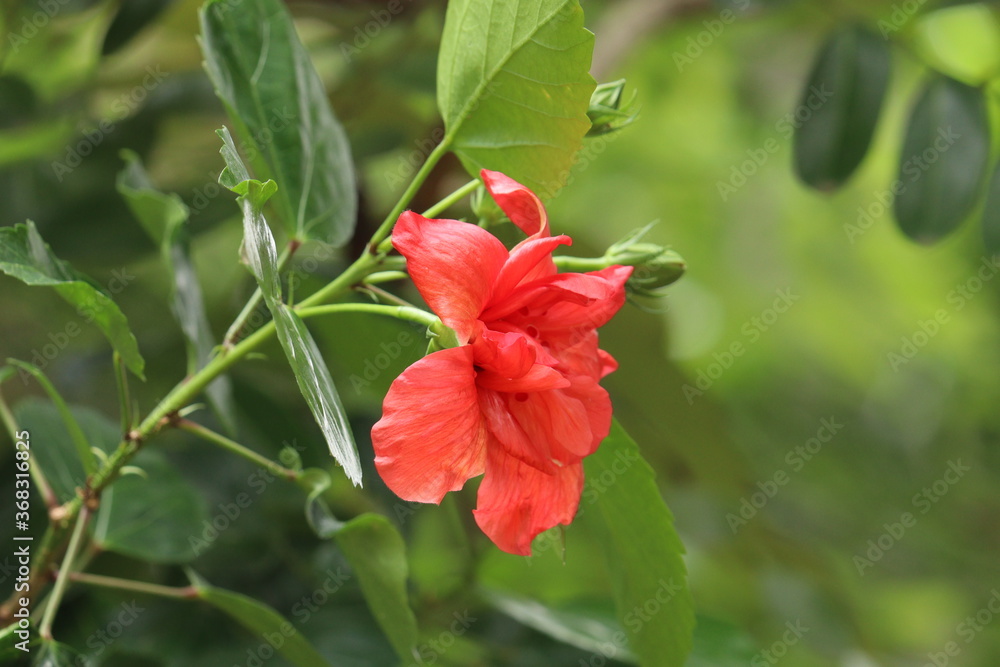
577, 419, 695, 667
14, 399, 207, 563
0, 221, 144, 377
217, 128, 362, 485
893, 75, 990, 242
192, 575, 331, 667
437, 0, 595, 199
332, 514, 420, 663
793, 24, 891, 190
200, 0, 357, 244
116, 151, 236, 433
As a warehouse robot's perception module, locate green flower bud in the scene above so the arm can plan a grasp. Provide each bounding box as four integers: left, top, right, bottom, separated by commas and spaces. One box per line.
587, 79, 638, 137
604, 223, 685, 295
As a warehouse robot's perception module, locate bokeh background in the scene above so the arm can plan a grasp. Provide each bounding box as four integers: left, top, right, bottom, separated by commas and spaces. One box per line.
2, 0, 1000, 665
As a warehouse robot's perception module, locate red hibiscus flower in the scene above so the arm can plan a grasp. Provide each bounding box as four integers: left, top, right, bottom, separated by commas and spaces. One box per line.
372, 170, 631, 555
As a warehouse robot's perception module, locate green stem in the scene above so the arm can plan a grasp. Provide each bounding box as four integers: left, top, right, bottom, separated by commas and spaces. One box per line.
176, 419, 298, 481
370, 138, 453, 252
363, 271, 409, 285
0, 382, 58, 510
375, 176, 481, 256
70, 571, 198, 599
552, 255, 610, 272
297, 302, 439, 329
421, 179, 480, 219
39, 508, 90, 640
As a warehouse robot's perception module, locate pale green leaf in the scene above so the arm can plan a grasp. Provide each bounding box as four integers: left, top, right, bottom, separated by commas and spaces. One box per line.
437, 0, 595, 198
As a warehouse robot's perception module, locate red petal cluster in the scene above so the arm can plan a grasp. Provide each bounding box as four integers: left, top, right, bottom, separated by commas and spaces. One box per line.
372, 170, 631, 555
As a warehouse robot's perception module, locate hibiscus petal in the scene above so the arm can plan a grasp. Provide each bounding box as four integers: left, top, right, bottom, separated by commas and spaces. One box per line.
476, 364, 570, 393
490, 235, 570, 306
392, 211, 507, 342
471, 326, 536, 378
372, 346, 487, 504
506, 385, 595, 462
481, 169, 549, 238
478, 389, 557, 473
473, 445, 584, 556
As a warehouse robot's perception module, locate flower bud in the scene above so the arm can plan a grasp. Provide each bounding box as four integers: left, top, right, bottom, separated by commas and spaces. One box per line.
604, 224, 685, 295
587, 79, 638, 137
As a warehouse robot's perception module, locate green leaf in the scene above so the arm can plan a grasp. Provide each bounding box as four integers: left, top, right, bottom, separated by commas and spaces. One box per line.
686, 616, 758, 667
272, 305, 362, 485
192, 576, 331, 667
333, 514, 420, 663
980, 162, 1000, 254
92, 451, 209, 564
15, 398, 118, 502
116, 151, 236, 433
793, 24, 891, 190
437, 0, 596, 199
200, 0, 357, 244
217, 128, 362, 486
914, 4, 1000, 85
577, 419, 695, 667
14, 399, 207, 563
485, 589, 636, 663
102, 0, 173, 55
0, 221, 144, 378
894, 75, 991, 243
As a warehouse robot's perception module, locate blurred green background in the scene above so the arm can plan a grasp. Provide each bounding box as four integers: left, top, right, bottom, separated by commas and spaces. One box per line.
3, 0, 1000, 665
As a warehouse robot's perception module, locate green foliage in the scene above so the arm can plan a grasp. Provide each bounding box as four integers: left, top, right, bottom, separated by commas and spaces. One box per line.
217, 126, 362, 485
437, 0, 595, 198
793, 25, 891, 190
200, 0, 357, 245
578, 420, 695, 667
116, 151, 236, 432
192, 575, 332, 667
0, 221, 144, 377
894, 75, 990, 242
15, 399, 208, 563
333, 515, 421, 663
